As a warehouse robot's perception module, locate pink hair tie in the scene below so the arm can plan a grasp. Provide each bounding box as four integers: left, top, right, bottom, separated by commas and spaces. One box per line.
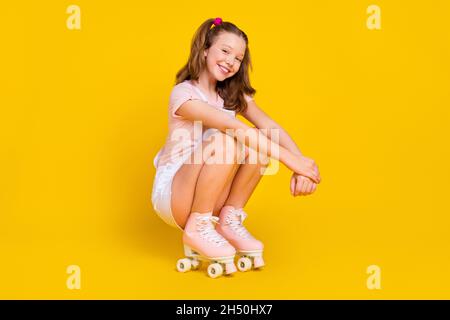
210, 17, 222, 29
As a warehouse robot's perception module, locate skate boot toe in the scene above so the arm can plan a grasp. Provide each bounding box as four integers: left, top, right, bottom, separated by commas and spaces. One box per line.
178, 212, 238, 278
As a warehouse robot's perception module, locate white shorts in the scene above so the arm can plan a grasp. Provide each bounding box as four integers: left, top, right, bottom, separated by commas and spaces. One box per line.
151, 129, 219, 231
151, 152, 186, 231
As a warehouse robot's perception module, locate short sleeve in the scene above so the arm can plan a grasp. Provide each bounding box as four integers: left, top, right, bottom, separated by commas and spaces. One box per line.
244, 93, 254, 102
169, 82, 202, 119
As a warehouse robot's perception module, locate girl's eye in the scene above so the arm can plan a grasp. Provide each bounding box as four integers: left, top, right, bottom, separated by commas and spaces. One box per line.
222, 49, 241, 62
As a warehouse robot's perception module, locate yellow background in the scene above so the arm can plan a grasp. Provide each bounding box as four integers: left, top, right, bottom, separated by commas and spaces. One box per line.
1, 0, 449, 299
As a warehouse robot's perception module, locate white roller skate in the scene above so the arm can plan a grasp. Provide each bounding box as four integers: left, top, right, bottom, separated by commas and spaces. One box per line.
216, 206, 265, 272
176, 212, 237, 278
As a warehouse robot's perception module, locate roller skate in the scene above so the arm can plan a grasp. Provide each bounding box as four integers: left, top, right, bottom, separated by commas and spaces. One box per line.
216, 206, 265, 272
176, 212, 237, 278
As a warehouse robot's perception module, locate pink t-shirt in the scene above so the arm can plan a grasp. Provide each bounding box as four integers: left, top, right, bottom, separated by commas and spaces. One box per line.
154, 79, 253, 168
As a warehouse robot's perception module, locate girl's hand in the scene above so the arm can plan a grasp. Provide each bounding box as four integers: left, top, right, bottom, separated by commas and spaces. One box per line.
288, 154, 321, 184
290, 173, 318, 196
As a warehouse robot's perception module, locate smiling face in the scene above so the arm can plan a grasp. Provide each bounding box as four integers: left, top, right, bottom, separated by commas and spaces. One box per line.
203, 31, 247, 81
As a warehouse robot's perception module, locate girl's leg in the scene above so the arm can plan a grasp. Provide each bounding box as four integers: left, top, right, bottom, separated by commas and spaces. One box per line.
171, 132, 243, 229
214, 148, 269, 270
212, 170, 238, 216
214, 147, 269, 212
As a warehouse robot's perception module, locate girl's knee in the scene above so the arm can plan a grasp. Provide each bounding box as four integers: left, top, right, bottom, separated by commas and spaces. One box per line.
205, 131, 242, 164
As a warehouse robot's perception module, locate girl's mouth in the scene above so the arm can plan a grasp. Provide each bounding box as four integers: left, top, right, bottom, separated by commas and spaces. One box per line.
217, 64, 230, 74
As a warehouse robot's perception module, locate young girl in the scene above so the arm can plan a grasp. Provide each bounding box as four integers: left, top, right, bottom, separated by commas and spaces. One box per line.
151, 17, 321, 278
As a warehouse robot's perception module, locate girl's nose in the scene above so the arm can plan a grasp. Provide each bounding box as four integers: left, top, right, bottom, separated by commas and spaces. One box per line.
225, 60, 234, 68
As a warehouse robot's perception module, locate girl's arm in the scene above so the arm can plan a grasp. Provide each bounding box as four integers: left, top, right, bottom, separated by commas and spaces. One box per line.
175, 100, 320, 183
242, 100, 321, 194
241, 100, 304, 157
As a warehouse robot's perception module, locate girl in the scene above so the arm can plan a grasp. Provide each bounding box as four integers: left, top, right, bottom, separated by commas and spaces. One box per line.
151, 17, 321, 278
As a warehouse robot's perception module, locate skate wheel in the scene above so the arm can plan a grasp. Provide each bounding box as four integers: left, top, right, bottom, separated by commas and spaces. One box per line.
237, 257, 252, 272
191, 259, 201, 270
176, 258, 192, 272
207, 263, 223, 278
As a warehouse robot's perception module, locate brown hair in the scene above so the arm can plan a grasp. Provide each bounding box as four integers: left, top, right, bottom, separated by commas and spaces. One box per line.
175, 18, 256, 114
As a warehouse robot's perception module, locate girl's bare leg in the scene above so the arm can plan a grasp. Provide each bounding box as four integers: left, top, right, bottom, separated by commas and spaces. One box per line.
212, 148, 269, 270
211, 163, 242, 216
214, 148, 269, 213
171, 132, 242, 229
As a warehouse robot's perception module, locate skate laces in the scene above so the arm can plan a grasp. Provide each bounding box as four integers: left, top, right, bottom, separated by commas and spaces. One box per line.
225, 209, 252, 239
196, 216, 228, 247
